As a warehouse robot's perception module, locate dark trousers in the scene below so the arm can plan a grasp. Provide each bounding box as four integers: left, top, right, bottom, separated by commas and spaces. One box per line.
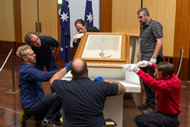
35, 56, 57, 72
141, 56, 163, 109
135, 110, 179, 127
26, 93, 62, 121
141, 66, 156, 109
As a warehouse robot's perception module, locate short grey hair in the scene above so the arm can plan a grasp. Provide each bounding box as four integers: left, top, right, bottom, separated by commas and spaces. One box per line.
24, 32, 38, 45
16, 45, 31, 58
137, 8, 150, 16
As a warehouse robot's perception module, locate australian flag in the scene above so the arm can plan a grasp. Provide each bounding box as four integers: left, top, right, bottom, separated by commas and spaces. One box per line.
60, 0, 71, 63
84, 0, 93, 27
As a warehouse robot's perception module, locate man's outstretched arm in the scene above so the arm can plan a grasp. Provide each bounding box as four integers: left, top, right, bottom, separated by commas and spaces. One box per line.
105, 80, 126, 95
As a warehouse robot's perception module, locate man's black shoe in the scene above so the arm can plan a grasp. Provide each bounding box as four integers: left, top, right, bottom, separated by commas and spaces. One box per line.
143, 108, 154, 114
138, 103, 148, 110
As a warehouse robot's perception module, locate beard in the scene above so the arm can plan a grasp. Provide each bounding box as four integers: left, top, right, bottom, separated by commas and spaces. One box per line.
140, 21, 146, 26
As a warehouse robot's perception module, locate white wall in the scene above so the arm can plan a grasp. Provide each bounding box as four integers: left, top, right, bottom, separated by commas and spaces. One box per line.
69, 0, 100, 47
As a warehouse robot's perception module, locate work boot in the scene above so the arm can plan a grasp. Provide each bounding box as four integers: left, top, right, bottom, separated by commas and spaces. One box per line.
173, 119, 180, 127
19, 109, 30, 127
143, 108, 154, 114
41, 120, 62, 127
53, 120, 62, 126
138, 103, 148, 110
41, 120, 56, 127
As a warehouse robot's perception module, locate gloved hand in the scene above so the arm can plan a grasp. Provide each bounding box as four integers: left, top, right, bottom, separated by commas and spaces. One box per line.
136, 60, 151, 67
65, 61, 72, 73
150, 57, 157, 64
73, 33, 84, 39
94, 76, 104, 82
121, 64, 139, 72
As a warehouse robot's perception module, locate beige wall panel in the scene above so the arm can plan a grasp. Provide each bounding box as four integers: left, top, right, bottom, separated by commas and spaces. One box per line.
39, 0, 57, 40
21, 0, 38, 42
0, 0, 15, 41
143, 0, 176, 57
112, 0, 141, 36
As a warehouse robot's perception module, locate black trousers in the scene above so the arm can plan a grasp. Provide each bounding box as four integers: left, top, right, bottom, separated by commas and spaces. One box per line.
141, 56, 163, 109
135, 110, 179, 127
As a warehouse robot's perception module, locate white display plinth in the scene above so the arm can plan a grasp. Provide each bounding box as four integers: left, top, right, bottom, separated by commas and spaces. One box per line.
62, 67, 141, 127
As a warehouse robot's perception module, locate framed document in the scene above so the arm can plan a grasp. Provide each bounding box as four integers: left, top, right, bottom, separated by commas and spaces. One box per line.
129, 35, 140, 63
74, 32, 130, 68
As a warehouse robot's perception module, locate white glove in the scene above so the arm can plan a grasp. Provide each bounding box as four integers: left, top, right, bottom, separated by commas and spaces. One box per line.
136, 60, 151, 67
73, 33, 84, 39
121, 64, 138, 72
150, 57, 157, 64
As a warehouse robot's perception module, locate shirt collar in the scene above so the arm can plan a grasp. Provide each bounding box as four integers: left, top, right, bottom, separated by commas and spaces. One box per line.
144, 18, 152, 27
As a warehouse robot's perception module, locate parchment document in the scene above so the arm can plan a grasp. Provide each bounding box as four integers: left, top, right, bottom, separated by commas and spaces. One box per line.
82, 35, 122, 59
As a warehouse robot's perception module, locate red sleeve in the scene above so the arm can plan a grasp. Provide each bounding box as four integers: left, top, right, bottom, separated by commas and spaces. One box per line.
151, 63, 156, 70
137, 69, 179, 93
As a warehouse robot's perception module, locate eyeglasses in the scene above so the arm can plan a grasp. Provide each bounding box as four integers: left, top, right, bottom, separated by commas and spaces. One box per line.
31, 37, 39, 45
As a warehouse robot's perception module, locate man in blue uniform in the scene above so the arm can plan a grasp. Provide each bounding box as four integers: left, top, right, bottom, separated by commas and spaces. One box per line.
50, 58, 126, 127
25, 32, 60, 71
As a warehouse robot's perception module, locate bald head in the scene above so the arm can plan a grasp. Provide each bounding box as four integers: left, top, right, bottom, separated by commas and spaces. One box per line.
71, 58, 88, 77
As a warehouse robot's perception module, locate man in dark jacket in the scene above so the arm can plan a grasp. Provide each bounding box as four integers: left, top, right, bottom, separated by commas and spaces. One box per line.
24, 32, 60, 71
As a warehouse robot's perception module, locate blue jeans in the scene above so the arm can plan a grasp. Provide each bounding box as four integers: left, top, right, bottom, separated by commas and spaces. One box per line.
135, 110, 178, 127
26, 93, 62, 121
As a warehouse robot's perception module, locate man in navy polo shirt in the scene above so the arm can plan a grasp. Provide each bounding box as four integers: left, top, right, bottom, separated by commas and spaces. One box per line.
50, 58, 126, 127
24, 32, 60, 71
